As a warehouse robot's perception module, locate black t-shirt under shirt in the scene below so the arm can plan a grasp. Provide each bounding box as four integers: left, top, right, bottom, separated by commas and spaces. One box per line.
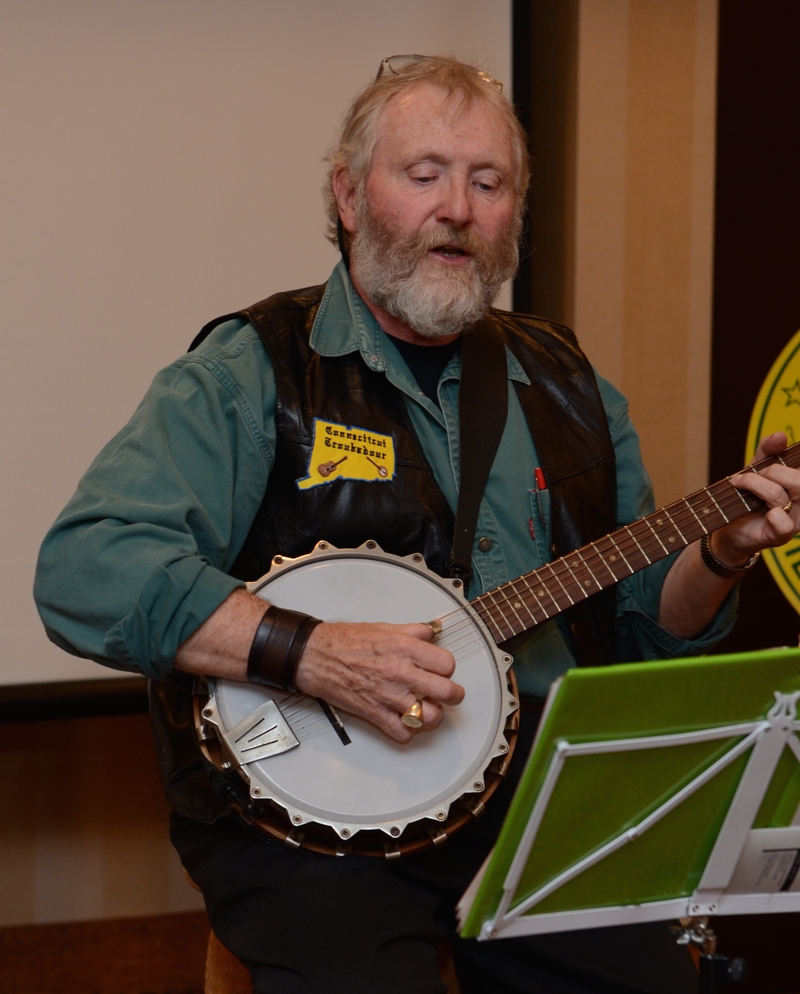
387, 335, 460, 407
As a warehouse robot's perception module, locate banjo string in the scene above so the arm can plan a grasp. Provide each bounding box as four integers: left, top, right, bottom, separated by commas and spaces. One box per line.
436, 482, 741, 639
243, 609, 498, 749
264, 623, 493, 744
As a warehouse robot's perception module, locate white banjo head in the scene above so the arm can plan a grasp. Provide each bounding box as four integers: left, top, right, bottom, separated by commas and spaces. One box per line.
200, 541, 517, 849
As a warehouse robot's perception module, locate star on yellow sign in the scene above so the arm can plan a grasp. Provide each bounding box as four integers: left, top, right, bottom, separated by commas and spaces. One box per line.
782, 379, 800, 406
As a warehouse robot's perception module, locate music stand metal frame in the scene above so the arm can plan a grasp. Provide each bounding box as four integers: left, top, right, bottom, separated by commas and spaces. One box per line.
458, 649, 800, 942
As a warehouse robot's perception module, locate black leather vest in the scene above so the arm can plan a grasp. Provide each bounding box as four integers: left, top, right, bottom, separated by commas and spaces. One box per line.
149, 283, 618, 822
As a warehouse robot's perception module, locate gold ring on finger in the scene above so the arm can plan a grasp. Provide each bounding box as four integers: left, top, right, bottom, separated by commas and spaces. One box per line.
401, 700, 424, 728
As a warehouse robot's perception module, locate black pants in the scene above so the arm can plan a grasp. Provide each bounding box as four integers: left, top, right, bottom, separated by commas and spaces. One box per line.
171, 715, 697, 994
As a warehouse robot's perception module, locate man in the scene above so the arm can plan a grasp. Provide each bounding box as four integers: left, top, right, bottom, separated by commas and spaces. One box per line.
35, 56, 800, 993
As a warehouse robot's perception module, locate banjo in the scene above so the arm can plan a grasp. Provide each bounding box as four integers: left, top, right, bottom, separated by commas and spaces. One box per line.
194, 442, 799, 858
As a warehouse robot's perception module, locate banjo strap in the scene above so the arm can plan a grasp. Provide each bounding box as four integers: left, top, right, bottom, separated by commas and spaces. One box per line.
446, 319, 509, 583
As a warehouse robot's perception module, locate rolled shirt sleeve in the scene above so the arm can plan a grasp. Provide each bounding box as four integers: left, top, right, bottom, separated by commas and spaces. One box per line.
597, 374, 738, 661
34, 320, 276, 679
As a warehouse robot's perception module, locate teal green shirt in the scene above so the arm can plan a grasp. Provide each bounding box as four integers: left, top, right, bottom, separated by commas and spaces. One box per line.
35, 262, 736, 692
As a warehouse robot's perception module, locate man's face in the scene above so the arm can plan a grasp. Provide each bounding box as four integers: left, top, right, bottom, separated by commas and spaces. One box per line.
363, 84, 517, 259
344, 84, 521, 339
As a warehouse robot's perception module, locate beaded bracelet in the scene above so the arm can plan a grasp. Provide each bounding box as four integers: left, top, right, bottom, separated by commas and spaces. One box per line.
247, 604, 322, 692
700, 533, 759, 580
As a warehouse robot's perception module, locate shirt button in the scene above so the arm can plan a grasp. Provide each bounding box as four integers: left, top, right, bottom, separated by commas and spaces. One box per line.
478, 537, 493, 552
369, 354, 379, 364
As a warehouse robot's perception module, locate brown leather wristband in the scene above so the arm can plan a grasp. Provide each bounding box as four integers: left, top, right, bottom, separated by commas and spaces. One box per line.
247, 605, 322, 692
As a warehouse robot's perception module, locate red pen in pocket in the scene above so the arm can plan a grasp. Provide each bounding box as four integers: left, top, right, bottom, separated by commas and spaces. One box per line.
529, 467, 548, 541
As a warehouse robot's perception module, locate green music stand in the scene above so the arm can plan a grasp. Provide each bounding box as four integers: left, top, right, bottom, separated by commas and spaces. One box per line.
458, 648, 800, 943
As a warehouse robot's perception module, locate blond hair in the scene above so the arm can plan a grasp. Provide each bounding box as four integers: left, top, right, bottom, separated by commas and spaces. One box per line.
323, 56, 530, 246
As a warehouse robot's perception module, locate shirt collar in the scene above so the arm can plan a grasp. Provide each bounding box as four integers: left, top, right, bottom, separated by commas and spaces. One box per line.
309, 261, 387, 373
309, 261, 531, 385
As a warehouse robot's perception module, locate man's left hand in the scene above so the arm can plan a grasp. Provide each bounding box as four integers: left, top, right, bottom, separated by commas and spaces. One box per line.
713, 431, 800, 566
658, 431, 800, 640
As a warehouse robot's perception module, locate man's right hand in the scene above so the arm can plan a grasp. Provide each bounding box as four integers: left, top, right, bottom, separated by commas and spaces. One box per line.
174, 589, 464, 744
295, 621, 464, 743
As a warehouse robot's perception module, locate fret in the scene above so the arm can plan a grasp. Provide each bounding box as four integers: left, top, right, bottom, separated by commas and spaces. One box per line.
643, 516, 670, 556
485, 607, 513, 644
494, 588, 525, 630
731, 479, 753, 512
499, 582, 532, 630
574, 548, 602, 591
706, 487, 731, 523
685, 492, 720, 532
504, 578, 542, 626
596, 534, 630, 581
486, 616, 509, 643
608, 534, 634, 574
632, 524, 665, 562
482, 590, 517, 640
624, 524, 652, 565
535, 577, 558, 611
682, 497, 709, 534
544, 562, 575, 606
645, 511, 677, 552
662, 507, 688, 545
741, 489, 762, 512
524, 574, 559, 615
562, 552, 595, 597
590, 540, 618, 583
472, 599, 504, 642
564, 552, 590, 589
472, 595, 508, 643
733, 487, 752, 511
541, 567, 564, 614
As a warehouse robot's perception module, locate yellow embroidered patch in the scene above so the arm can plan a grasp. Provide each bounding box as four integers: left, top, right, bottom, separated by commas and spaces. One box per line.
296, 419, 396, 490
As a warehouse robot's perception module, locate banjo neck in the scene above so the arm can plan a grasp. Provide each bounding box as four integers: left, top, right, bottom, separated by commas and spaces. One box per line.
469, 441, 800, 646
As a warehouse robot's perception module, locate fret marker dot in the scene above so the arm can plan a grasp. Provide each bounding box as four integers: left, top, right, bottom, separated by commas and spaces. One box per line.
703, 508, 710, 514
669, 536, 675, 542
584, 580, 591, 587
514, 601, 522, 609
657, 519, 663, 525
610, 555, 617, 562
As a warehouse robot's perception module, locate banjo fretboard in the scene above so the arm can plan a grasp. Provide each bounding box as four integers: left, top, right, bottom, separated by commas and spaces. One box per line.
470, 442, 800, 645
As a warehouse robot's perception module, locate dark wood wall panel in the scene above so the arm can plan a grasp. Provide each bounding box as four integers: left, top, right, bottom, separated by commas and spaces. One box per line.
512, 0, 578, 324
710, 0, 800, 653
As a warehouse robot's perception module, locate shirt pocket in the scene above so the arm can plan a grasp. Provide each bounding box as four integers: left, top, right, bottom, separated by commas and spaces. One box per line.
529, 487, 552, 565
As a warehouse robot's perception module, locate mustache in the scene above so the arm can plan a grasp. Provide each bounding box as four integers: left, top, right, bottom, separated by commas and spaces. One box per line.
371, 224, 500, 278
397, 225, 492, 259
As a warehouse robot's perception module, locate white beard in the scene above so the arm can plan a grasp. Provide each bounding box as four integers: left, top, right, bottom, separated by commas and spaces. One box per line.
350, 202, 520, 340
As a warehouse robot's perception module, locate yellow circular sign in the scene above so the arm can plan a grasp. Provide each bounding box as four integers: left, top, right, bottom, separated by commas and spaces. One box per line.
746, 327, 800, 615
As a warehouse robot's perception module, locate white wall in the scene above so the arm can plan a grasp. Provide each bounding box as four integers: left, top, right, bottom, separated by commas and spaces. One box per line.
0, 0, 511, 686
